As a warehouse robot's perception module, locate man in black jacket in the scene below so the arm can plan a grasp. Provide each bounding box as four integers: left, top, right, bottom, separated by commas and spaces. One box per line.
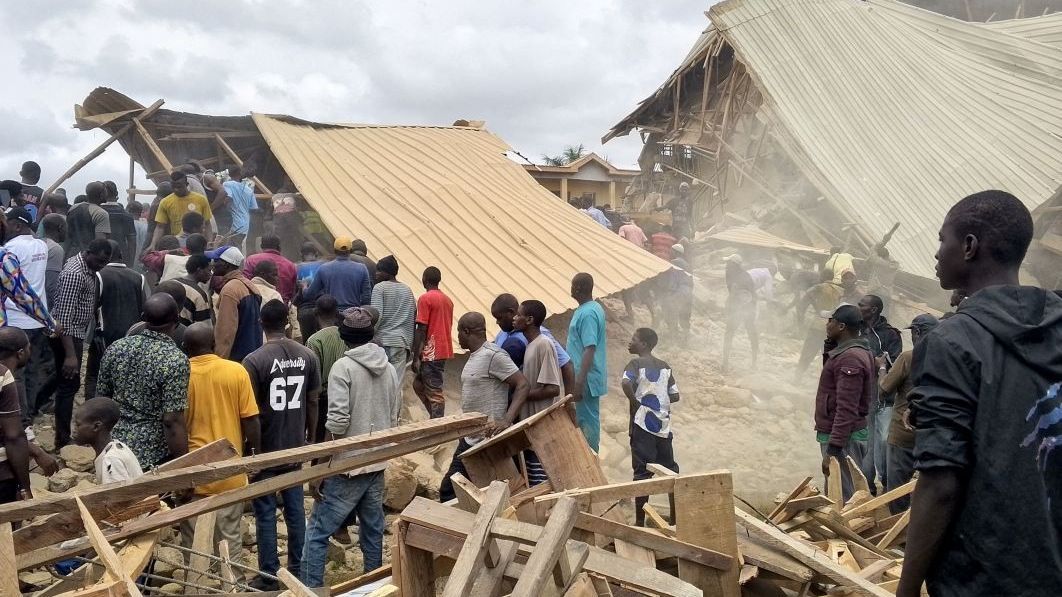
857, 293, 902, 494
898, 191, 1062, 597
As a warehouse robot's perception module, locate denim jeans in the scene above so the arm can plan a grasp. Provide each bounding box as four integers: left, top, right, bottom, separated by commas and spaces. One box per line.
301, 471, 385, 587
861, 404, 892, 494
252, 469, 306, 579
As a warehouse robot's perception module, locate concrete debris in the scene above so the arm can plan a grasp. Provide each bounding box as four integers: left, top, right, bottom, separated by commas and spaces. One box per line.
60, 444, 96, 473
384, 459, 418, 511
48, 468, 80, 493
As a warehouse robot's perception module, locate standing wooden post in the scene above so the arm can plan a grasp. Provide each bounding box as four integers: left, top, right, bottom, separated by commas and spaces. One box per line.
45, 99, 165, 195
674, 471, 741, 597
0, 522, 18, 596
186, 511, 216, 590
214, 134, 274, 194
127, 156, 136, 203
133, 119, 173, 174
395, 521, 435, 596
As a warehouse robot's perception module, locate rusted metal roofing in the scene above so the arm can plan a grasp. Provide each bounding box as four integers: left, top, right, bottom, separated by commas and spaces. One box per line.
608, 0, 1062, 280
251, 114, 670, 330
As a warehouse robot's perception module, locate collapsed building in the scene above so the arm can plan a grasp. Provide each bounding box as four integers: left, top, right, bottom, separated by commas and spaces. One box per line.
605, 0, 1062, 302
61, 87, 670, 338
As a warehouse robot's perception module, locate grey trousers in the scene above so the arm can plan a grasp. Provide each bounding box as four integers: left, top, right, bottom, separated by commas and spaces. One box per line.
861, 404, 892, 494
383, 346, 410, 371
820, 437, 868, 503
886, 444, 915, 514
180, 501, 244, 560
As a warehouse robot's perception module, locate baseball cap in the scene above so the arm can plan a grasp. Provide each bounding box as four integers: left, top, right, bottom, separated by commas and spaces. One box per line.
6, 206, 33, 226
671, 244, 685, 255
907, 314, 940, 331
334, 236, 353, 251
830, 304, 863, 328
206, 245, 244, 267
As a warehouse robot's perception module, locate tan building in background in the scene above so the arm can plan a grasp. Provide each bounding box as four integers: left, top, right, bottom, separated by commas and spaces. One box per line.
523, 153, 638, 207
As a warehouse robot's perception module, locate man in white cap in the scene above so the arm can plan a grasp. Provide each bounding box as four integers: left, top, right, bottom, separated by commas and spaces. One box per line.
208, 245, 263, 361
656, 181, 693, 239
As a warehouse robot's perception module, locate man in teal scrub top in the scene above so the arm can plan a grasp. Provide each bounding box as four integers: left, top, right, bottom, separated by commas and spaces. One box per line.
567, 272, 607, 452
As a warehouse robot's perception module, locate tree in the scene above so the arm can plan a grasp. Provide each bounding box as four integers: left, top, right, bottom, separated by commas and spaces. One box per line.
542, 144, 586, 166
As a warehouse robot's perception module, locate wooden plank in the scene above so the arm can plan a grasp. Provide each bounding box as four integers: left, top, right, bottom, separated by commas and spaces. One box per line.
642, 505, 675, 537
396, 522, 435, 597
535, 478, 677, 508
767, 476, 813, 522
736, 535, 815, 582
186, 511, 216, 590
46, 100, 165, 195
14, 438, 237, 554
278, 567, 317, 597
674, 471, 740, 597
845, 456, 870, 495
613, 539, 655, 567
133, 119, 173, 173
856, 559, 895, 582
575, 511, 732, 570
443, 481, 511, 597
841, 480, 916, 522
329, 565, 392, 594
468, 538, 519, 597
54, 580, 131, 597
645, 463, 678, 477
400, 498, 700, 597
783, 495, 834, 516
0, 522, 17, 596
826, 458, 842, 511
366, 585, 400, 597
3, 414, 485, 525
524, 406, 609, 490
733, 508, 892, 597
563, 573, 597, 597
510, 496, 581, 597
75, 498, 142, 597
806, 509, 893, 559
218, 540, 237, 591
450, 472, 485, 513
875, 509, 910, 550
19, 421, 482, 569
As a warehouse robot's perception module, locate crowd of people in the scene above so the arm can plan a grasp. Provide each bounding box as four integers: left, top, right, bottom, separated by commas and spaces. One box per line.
0, 159, 1057, 594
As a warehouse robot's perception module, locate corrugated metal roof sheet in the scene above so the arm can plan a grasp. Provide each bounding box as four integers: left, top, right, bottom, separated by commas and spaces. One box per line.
702, 0, 1062, 279
251, 114, 671, 336
983, 12, 1062, 47
707, 226, 829, 256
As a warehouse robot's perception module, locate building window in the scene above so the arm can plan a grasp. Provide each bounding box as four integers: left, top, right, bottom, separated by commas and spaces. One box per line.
661, 144, 674, 157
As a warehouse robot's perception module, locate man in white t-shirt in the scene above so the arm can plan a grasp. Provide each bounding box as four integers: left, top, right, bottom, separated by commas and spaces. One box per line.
3, 207, 51, 426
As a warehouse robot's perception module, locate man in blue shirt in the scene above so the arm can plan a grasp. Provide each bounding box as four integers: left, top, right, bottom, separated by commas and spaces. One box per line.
490, 293, 575, 397
213, 165, 258, 250
567, 273, 608, 452
304, 236, 371, 310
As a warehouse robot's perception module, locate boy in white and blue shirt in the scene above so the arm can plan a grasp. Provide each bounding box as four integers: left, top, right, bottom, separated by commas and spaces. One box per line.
620, 327, 680, 526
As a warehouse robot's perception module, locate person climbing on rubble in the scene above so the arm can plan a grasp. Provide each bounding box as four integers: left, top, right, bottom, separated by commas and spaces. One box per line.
792, 269, 844, 379
663, 245, 693, 345
824, 246, 855, 285
898, 191, 1062, 597
621, 327, 680, 526
814, 304, 874, 502
438, 312, 529, 503
722, 254, 759, 373
878, 313, 937, 514
655, 181, 693, 240
857, 294, 902, 496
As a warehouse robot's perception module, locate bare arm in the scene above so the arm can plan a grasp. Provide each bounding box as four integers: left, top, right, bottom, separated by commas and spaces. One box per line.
528, 382, 559, 402
1, 416, 32, 498
240, 415, 262, 456
162, 411, 188, 459
897, 468, 963, 597
146, 226, 164, 253
573, 345, 596, 401
560, 362, 575, 398
411, 323, 427, 372
305, 389, 320, 443
501, 372, 529, 427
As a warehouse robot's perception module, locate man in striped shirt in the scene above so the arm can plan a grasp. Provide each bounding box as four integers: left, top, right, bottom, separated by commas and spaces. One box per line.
370, 255, 415, 371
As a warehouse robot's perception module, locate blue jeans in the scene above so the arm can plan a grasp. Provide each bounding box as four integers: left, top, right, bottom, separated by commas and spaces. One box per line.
575, 393, 601, 452
251, 468, 305, 579
301, 471, 385, 587
861, 404, 892, 494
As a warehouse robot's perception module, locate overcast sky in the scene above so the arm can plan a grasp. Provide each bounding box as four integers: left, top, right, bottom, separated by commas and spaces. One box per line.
0, 0, 711, 199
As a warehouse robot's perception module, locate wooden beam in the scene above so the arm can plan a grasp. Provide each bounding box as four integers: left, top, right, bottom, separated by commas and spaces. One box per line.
0, 522, 17, 596
642, 505, 675, 537
767, 476, 812, 522
159, 131, 262, 141
736, 535, 815, 582
534, 477, 677, 508
186, 511, 216, 589
13, 438, 237, 554
875, 509, 910, 550
215, 134, 274, 194
133, 119, 173, 173
278, 567, 317, 597
400, 498, 700, 596
827, 457, 842, 511
395, 522, 436, 597
733, 509, 892, 597
2, 414, 485, 525
841, 480, 916, 522
675, 471, 741, 597
18, 419, 483, 569
46, 100, 165, 195
75, 498, 142, 597
575, 511, 732, 570
443, 481, 511, 597
510, 497, 580, 597
806, 509, 893, 559
783, 495, 833, 516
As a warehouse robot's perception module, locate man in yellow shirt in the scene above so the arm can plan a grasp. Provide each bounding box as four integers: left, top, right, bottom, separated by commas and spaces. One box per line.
148, 171, 213, 251
182, 321, 260, 558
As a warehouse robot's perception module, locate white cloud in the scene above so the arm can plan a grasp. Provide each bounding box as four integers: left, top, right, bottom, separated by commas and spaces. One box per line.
0, 1, 711, 196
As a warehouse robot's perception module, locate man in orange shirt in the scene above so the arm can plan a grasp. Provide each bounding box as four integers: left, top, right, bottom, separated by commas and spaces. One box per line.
182, 322, 260, 558
411, 266, 453, 419
649, 225, 678, 260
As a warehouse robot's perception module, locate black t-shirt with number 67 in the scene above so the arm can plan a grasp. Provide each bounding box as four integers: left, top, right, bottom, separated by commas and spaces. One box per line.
243, 338, 322, 470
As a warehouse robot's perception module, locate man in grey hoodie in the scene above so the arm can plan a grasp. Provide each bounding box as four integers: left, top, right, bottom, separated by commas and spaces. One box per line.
300, 307, 400, 587
898, 191, 1062, 597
